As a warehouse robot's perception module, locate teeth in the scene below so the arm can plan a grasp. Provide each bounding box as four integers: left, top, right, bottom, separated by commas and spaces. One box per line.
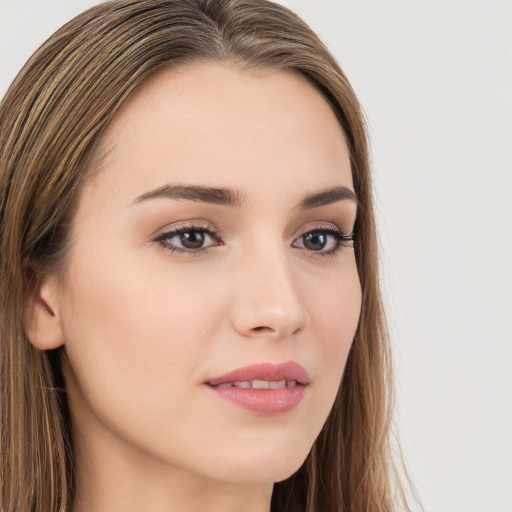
270, 379, 287, 389
215, 379, 298, 389
234, 381, 251, 388
252, 379, 270, 389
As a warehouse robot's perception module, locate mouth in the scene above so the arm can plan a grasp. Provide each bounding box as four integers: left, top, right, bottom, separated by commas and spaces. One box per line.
206, 361, 309, 415
212, 379, 300, 389
207, 360, 309, 386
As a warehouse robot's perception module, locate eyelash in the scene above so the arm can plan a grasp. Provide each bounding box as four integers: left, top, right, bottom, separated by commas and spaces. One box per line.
153, 223, 355, 257
154, 223, 220, 256
293, 225, 354, 258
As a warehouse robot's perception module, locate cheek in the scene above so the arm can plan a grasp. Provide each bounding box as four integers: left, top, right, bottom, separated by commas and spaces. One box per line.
305, 260, 361, 409
296, 259, 361, 434
59, 252, 226, 426
311, 261, 361, 352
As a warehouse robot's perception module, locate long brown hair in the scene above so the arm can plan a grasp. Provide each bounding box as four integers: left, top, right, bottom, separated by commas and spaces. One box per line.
0, 1, 412, 511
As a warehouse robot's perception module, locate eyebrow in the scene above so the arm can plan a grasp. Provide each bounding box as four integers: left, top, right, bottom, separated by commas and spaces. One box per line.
131, 184, 358, 210
297, 186, 358, 210
132, 184, 246, 208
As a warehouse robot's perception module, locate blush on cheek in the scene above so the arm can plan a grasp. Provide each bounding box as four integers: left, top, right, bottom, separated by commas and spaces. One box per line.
317, 282, 361, 367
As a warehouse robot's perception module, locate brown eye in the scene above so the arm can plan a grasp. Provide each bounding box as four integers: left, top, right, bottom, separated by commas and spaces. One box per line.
155, 226, 220, 253
303, 232, 328, 250
293, 228, 354, 255
179, 230, 206, 249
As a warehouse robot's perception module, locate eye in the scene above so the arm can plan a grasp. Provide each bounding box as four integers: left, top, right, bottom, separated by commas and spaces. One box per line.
293, 227, 354, 255
154, 224, 221, 254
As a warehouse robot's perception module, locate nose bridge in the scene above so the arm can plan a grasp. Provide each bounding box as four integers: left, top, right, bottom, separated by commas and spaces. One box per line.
231, 238, 310, 339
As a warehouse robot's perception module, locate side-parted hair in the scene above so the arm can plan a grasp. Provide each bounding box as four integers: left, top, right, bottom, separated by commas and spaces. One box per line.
0, 1, 413, 511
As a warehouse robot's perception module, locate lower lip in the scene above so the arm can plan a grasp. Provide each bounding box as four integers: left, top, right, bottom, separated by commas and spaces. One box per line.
207, 385, 307, 415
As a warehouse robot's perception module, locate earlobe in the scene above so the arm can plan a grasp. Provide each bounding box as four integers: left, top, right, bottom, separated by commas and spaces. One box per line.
25, 277, 65, 350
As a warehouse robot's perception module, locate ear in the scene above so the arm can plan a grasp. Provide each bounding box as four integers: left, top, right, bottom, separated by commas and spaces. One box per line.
25, 276, 65, 350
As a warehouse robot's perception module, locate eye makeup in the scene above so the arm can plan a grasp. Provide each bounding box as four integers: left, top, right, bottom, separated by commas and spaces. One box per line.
153, 222, 222, 255
152, 220, 354, 257
292, 225, 354, 258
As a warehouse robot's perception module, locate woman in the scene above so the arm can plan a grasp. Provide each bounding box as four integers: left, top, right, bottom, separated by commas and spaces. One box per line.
0, 1, 413, 511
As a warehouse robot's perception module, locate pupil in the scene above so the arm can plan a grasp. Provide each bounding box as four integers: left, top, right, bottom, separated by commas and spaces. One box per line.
180, 231, 205, 249
304, 232, 327, 250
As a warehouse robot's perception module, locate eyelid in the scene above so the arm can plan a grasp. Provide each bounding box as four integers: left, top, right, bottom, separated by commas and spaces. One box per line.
292, 222, 355, 256
150, 220, 354, 257
152, 221, 222, 254
295, 221, 344, 235
294, 221, 354, 241
153, 220, 218, 239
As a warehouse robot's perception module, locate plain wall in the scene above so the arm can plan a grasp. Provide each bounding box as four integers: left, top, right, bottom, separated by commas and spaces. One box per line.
1, 1, 511, 511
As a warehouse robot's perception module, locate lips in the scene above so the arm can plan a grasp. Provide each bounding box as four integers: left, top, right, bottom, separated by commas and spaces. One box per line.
208, 361, 309, 386
206, 361, 309, 415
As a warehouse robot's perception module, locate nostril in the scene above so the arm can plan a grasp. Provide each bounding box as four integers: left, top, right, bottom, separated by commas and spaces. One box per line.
251, 326, 271, 333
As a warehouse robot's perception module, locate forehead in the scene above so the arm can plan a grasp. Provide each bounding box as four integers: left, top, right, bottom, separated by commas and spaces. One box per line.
87, 62, 353, 205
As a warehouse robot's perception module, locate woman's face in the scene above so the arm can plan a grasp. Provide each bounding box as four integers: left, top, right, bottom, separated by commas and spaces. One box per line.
55, 63, 361, 485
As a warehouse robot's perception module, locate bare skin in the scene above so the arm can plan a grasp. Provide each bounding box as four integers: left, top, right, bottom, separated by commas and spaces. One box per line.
27, 63, 361, 512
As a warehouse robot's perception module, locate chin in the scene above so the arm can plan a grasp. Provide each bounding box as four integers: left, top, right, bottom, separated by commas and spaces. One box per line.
201, 433, 313, 485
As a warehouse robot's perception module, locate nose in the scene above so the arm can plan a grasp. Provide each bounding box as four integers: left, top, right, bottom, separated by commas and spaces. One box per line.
230, 243, 310, 340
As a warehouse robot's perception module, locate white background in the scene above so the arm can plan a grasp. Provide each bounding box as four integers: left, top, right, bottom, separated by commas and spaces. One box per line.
1, 1, 511, 511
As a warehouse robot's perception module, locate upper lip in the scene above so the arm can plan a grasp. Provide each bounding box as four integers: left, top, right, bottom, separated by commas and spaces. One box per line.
207, 361, 309, 386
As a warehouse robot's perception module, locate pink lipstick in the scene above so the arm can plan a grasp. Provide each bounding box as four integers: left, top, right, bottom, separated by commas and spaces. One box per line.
207, 361, 309, 415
